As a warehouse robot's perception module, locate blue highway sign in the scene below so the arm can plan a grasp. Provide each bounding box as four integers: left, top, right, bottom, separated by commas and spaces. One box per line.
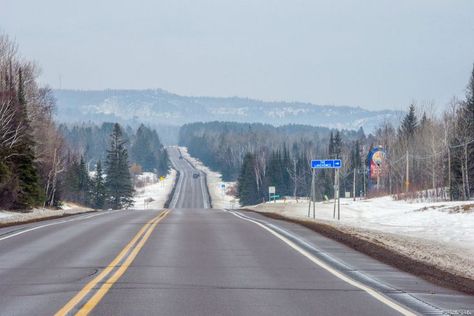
311, 159, 342, 169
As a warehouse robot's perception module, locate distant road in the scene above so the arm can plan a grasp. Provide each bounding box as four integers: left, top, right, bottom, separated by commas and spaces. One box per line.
0, 148, 472, 315
167, 147, 209, 209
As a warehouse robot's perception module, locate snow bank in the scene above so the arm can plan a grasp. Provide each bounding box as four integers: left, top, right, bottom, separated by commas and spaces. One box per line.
131, 169, 177, 210
179, 147, 239, 209
0, 202, 93, 225
247, 197, 474, 279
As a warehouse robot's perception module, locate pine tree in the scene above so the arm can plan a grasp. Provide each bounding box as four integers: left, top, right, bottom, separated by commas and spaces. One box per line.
10, 68, 43, 209
91, 160, 106, 209
399, 104, 418, 143
237, 153, 260, 206
463, 63, 474, 197
105, 123, 134, 210
130, 124, 169, 175
328, 132, 334, 158
350, 140, 363, 197
77, 156, 90, 205
333, 131, 342, 159
467, 63, 474, 121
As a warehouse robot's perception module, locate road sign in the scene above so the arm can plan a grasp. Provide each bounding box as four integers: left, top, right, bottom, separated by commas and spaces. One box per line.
270, 194, 280, 199
268, 186, 275, 194
311, 159, 342, 169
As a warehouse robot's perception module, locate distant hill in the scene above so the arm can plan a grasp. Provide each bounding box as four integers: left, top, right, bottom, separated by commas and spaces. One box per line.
53, 89, 402, 144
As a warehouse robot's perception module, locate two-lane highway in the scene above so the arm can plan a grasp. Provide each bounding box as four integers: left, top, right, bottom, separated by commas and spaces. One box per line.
168, 147, 209, 209
0, 147, 472, 315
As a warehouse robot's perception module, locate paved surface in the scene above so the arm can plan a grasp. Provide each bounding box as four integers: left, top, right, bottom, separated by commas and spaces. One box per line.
168, 147, 209, 209
0, 148, 472, 315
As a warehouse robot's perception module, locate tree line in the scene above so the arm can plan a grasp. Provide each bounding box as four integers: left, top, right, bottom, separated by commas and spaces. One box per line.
61, 123, 135, 210
0, 34, 63, 209
179, 64, 474, 206
237, 64, 474, 205
60, 122, 169, 176
0, 34, 169, 211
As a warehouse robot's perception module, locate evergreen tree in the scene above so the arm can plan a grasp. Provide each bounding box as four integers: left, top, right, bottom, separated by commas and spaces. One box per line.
467, 63, 474, 121
77, 156, 90, 205
333, 131, 342, 159
265, 150, 282, 198
328, 132, 334, 158
10, 68, 43, 209
237, 153, 260, 206
91, 160, 106, 209
350, 140, 363, 197
399, 104, 418, 143
130, 124, 169, 175
463, 63, 474, 197
105, 123, 134, 210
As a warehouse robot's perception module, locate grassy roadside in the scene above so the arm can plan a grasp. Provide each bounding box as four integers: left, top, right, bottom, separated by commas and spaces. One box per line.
241, 209, 474, 295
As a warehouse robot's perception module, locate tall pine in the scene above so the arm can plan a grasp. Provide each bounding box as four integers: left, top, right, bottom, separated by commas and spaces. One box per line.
11, 68, 42, 209
237, 153, 260, 206
105, 123, 134, 210
91, 160, 106, 209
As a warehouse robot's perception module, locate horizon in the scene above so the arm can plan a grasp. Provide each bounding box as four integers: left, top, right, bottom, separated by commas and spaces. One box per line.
53, 87, 401, 114
2, 0, 473, 112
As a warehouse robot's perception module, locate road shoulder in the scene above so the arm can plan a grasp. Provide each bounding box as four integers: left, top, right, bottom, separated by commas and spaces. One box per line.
234, 209, 474, 315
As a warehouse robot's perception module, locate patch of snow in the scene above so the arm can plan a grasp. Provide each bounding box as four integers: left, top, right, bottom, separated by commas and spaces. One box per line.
0, 211, 15, 219
131, 169, 177, 210
0, 203, 93, 225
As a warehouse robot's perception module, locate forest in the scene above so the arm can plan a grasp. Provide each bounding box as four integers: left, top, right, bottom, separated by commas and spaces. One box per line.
0, 34, 169, 211
180, 64, 474, 206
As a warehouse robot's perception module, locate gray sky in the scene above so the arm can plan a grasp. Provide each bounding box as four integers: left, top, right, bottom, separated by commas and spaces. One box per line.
1, 0, 473, 110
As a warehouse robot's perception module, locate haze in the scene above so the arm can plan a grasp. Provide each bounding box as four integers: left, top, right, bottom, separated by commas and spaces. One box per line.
1, 0, 473, 110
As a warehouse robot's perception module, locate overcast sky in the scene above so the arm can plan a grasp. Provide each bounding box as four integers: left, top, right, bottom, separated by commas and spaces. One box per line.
1, 0, 473, 110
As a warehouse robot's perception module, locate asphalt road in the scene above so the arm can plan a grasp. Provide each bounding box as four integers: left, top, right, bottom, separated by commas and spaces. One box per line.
167, 147, 209, 209
0, 147, 472, 315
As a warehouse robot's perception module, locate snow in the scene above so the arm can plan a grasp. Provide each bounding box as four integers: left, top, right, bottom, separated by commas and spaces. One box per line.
247, 196, 474, 279
131, 169, 177, 210
0, 202, 93, 225
179, 147, 239, 209
0, 211, 14, 219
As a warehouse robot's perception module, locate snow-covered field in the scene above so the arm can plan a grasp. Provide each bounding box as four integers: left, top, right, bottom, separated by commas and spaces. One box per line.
247, 197, 474, 279
0, 202, 93, 225
179, 147, 239, 209
131, 169, 176, 210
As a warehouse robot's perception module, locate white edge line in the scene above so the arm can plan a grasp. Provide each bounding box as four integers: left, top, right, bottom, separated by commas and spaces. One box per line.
0, 210, 123, 242
170, 158, 184, 208
200, 170, 208, 208
228, 210, 417, 316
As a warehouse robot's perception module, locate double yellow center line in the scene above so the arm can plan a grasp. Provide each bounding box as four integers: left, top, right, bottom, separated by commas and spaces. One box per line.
56, 210, 170, 316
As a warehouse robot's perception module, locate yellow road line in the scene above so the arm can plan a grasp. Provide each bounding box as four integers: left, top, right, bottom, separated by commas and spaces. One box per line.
76, 210, 169, 315
55, 210, 169, 316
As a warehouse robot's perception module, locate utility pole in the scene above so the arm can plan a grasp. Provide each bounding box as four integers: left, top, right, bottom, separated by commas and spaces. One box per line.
308, 169, 315, 217
352, 168, 356, 201
448, 147, 452, 201
405, 151, 409, 193
465, 144, 470, 199
363, 165, 366, 198
337, 169, 341, 220
333, 169, 337, 219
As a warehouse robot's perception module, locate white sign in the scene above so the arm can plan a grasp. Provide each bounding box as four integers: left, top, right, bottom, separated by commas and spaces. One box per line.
268, 186, 275, 194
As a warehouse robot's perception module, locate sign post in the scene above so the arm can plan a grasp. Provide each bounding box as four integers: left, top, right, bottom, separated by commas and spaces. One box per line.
310, 159, 342, 220
268, 186, 276, 203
